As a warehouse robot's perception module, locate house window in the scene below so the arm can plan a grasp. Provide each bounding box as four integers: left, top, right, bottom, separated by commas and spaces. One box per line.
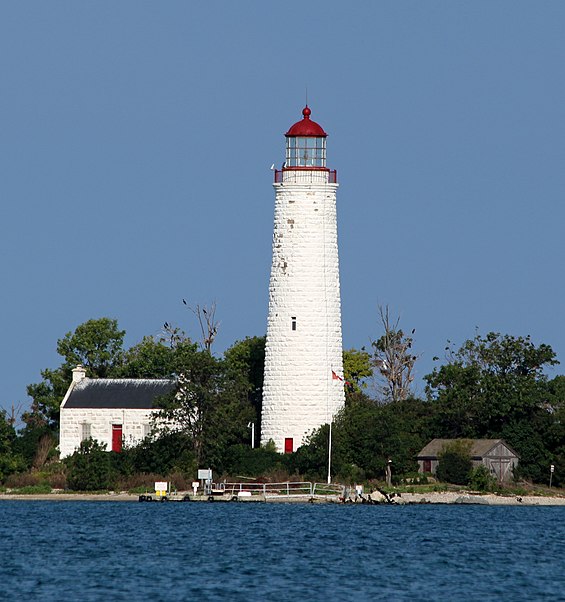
291, 317, 297, 331
81, 423, 91, 441
142, 423, 152, 439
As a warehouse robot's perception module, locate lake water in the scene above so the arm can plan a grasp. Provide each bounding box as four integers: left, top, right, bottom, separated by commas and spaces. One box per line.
0, 501, 563, 601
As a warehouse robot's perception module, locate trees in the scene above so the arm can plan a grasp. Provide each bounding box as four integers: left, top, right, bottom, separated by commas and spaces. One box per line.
223, 336, 266, 437
371, 306, 418, 402
546, 376, 565, 487
113, 336, 176, 379
155, 341, 254, 468
291, 396, 431, 482
26, 318, 127, 429
0, 411, 25, 481
56, 318, 126, 377
426, 332, 560, 481
343, 348, 372, 394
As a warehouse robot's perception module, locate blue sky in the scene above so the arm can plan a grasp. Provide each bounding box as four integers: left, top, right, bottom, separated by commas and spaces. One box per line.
1, 2, 564, 415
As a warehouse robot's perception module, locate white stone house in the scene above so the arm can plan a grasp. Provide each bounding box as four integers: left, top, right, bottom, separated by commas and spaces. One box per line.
416, 439, 520, 483
59, 365, 176, 458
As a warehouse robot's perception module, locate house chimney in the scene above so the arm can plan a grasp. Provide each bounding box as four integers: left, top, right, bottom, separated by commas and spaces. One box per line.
72, 365, 87, 383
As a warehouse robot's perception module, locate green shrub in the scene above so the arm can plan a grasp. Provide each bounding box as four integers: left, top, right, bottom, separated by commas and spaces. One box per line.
12, 484, 52, 495
0, 452, 26, 484
469, 465, 496, 492
436, 441, 473, 485
125, 432, 196, 476
336, 463, 366, 484
65, 439, 114, 491
222, 444, 282, 478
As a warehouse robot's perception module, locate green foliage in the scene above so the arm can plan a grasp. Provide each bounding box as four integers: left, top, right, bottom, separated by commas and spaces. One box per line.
14, 317, 565, 489
65, 439, 114, 491
285, 397, 431, 482
157, 340, 255, 467
426, 332, 558, 434
426, 332, 560, 480
335, 463, 366, 484
12, 424, 53, 471
343, 348, 372, 393
124, 431, 196, 476
0, 411, 25, 481
11, 484, 52, 495
57, 318, 126, 377
286, 427, 330, 482
113, 336, 176, 378
221, 444, 282, 477
401, 472, 430, 485
25, 317, 127, 428
223, 336, 266, 433
436, 440, 473, 485
469, 465, 496, 492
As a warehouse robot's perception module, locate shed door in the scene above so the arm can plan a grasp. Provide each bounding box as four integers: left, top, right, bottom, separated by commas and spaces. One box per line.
284, 438, 293, 454
423, 460, 431, 473
112, 424, 123, 453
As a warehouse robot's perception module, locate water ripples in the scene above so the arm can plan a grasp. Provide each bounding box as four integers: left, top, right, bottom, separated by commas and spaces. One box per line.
0, 502, 563, 601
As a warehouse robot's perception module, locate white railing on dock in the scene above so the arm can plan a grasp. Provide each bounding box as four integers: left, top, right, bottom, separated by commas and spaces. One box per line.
220, 481, 313, 498
214, 481, 346, 499
312, 483, 347, 498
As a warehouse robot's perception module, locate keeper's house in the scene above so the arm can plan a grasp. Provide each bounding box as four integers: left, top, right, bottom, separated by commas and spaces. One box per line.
59, 365, 175, 458
417, 439, 520, 483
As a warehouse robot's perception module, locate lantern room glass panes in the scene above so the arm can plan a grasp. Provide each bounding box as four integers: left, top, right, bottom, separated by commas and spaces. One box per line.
286, 136, 326, 168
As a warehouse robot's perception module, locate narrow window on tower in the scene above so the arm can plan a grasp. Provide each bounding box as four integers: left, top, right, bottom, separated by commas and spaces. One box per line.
291, 317, 297, 331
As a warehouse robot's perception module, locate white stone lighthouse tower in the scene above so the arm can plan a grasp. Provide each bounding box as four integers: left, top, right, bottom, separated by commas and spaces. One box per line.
261, 106, 345, 453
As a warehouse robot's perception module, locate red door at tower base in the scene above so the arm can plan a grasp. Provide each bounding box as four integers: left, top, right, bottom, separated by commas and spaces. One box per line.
112, 424, 123, 452
284, 438, 293, 454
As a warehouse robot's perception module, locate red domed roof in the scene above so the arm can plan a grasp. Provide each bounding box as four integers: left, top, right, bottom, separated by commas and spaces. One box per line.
285, 106, 327, 137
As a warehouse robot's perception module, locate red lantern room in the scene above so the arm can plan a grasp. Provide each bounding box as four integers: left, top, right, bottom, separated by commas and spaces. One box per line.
285, 106, 327, 169
275, 106, 337, 183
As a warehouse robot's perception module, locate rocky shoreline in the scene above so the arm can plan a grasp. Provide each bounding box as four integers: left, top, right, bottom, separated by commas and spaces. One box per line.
1, 490, 564, 505
388, 491, 565, 506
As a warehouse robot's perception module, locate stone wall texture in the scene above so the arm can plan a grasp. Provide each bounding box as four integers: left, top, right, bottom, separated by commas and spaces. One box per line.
59, 407, 155, 458
261, 170, 345, 451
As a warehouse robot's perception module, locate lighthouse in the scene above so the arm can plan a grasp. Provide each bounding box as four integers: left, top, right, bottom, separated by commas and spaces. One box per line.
261, 106, 345, 453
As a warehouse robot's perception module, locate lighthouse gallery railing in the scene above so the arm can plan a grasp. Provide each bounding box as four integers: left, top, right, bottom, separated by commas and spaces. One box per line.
274, 169, 337, 184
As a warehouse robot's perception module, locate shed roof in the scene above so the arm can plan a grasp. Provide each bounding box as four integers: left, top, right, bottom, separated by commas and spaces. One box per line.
63, 378, 175, 409
417, 439, 519, 459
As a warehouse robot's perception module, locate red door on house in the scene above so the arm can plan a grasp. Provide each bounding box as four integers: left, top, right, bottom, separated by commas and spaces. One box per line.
112, 424, 123, 452
423, 460, 431, 473
284, 438, 293, 454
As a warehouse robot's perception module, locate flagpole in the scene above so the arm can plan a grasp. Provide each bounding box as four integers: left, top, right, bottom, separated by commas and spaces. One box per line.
328, 368, 341, 485
327, 420, 332, 484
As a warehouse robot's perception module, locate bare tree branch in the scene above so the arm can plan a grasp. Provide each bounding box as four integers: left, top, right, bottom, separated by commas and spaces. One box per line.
371, 305, 419, 402
183, 300, 220, 353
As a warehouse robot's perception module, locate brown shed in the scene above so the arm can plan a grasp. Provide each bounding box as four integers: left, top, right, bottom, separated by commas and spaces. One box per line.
417, 439, 520, 483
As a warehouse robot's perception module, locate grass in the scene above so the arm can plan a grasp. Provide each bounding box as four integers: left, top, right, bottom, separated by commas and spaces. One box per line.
10, 484, 53, 495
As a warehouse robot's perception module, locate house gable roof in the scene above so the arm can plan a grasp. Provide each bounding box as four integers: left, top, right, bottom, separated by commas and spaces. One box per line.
417, 438, 519, 459
63, 378, 176, 410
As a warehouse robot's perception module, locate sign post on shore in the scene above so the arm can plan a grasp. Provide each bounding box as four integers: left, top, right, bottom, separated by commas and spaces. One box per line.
550, 464, 554, 488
